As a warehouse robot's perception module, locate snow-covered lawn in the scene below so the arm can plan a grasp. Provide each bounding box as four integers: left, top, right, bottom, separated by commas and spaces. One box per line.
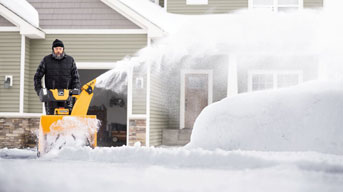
1, 147, 343, 192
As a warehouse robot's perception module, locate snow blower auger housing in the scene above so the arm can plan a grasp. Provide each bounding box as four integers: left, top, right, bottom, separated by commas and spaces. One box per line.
37, 79, 98, 157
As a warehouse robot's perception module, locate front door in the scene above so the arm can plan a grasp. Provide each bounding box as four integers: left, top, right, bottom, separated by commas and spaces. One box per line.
181, 71, 212, 129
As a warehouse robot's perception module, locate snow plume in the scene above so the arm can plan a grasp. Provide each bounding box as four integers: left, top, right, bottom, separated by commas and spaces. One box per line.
95, 1, 343, 97
43, 116, 100, 154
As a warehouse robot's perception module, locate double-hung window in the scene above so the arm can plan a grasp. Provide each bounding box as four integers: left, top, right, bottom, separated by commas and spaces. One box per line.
249, 0, 303, 12
248, 70, 303, 92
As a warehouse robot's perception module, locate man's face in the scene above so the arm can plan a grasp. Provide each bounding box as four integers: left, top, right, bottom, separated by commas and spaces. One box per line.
53, 47, 64, 56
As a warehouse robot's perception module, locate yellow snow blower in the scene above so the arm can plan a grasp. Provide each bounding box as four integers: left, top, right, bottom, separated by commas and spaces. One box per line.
37, 79, 98, 157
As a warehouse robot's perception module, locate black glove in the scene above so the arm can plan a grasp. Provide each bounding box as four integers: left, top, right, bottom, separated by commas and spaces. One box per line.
39, 88, 49, 102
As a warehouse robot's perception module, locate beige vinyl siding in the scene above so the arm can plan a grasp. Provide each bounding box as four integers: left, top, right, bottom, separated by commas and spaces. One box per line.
304, 0, 323, 8
24, 37, 30, 113
167, 0, 248, 14
149, 72, 168, 146
28, 34, 147, 113
0, 32, 21, 112
0, 15, 14, 26
132, 72, 147, 114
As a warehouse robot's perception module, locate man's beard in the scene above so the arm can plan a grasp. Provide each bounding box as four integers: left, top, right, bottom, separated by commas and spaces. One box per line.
52, 51, 65, 60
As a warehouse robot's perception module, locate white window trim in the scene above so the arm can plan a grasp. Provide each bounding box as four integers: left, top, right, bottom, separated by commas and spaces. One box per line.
44, 29, 147, 35
186, 0, 208, 5
248, 0, 304, 12
180, 69, 213, 129
248, 70, 303, 92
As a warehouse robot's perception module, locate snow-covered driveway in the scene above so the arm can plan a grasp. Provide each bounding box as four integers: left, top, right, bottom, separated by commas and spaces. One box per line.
1, 147, 343, 192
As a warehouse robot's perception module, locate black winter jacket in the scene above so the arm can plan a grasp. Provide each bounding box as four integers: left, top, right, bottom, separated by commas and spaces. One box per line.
34, 53, 80, 96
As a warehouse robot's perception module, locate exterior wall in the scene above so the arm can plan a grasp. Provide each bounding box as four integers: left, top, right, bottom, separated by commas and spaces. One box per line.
161, 55, 228, 145
237, 55, 319, 93
128, 119, 146, 146
0, 32, 21, 112
304, 0, 323, 8
167, 0, 248, 14
0, 117, 39, 148
167, 55, 228, 130
149, 72, 168, 146
132, 71, 147, 114
28, 34, 147, 113
0, 15, 14, 26
24, 38, 31, 113
27, 0, 140, 29
166, 0, 323, 14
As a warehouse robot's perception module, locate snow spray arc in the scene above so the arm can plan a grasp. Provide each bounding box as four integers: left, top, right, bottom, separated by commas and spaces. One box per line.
95, 1, 343, 98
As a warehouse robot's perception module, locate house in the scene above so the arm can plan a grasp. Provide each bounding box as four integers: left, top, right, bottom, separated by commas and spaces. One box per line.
0, 0, 325, 148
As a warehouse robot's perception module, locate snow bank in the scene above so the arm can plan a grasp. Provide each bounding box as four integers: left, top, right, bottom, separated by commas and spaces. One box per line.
1, 147, 343, 192
0, 0, 39, 27
187, 81, 343, 154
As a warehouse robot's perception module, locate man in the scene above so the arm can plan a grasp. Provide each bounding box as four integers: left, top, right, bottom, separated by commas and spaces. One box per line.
34, 39, 81, 115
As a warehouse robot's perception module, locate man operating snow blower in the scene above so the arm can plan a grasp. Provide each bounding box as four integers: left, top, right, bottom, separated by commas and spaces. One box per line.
34, 39, 80, 114
33, 39, 98, 156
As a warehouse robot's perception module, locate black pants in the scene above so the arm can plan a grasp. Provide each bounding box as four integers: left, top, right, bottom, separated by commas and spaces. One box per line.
44, 101, 66, 115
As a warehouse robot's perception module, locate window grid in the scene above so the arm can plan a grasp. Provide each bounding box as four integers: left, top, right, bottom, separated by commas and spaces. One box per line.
250, 0, 302, 12
249, 71, 303, 92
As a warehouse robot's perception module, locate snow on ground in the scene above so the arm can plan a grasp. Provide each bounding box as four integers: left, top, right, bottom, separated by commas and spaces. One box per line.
188, 80, 343, 154
1, 81, 343, 191
0, 0, 39, 27
1, 147, 343, 192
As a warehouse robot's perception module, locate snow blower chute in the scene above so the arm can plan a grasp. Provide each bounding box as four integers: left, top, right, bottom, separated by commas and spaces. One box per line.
37, 79, 98, 157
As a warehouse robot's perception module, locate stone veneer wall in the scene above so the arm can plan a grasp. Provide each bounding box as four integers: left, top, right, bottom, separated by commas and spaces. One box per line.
0, 117, 40, 148
128, 119, 146, 146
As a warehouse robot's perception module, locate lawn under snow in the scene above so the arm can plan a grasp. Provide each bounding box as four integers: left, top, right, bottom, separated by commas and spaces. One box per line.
0, 81, 343, 192
1, 147, 343, 192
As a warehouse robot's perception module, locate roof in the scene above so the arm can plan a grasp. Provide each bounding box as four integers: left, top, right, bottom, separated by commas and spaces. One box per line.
0, 0, 39, 27
102, 0, 165, 37
26, 0, 140, 29
0, 0, 44, 38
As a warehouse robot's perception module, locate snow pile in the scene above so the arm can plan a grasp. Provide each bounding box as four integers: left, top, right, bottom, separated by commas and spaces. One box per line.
1, 147, 343, 192
0, 0, 39, 27
43, 116, 100, 153
41, 146, 343, 171
187, 81, 343, 154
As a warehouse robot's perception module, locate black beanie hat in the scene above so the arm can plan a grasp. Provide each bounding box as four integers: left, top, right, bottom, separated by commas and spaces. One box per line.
52, 39, 64, 49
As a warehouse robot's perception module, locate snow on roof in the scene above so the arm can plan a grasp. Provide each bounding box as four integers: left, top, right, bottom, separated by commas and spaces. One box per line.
118, 0, 191, 33
0, 0, 39, 28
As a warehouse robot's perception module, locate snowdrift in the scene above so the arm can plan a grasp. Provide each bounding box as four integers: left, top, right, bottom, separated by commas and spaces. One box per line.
187, 81, 343, 154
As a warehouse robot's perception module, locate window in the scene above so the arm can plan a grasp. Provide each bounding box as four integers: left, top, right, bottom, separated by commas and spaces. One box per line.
249, 0, 302, 12
248, 70, 303, 92
186, 0, 208, 5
